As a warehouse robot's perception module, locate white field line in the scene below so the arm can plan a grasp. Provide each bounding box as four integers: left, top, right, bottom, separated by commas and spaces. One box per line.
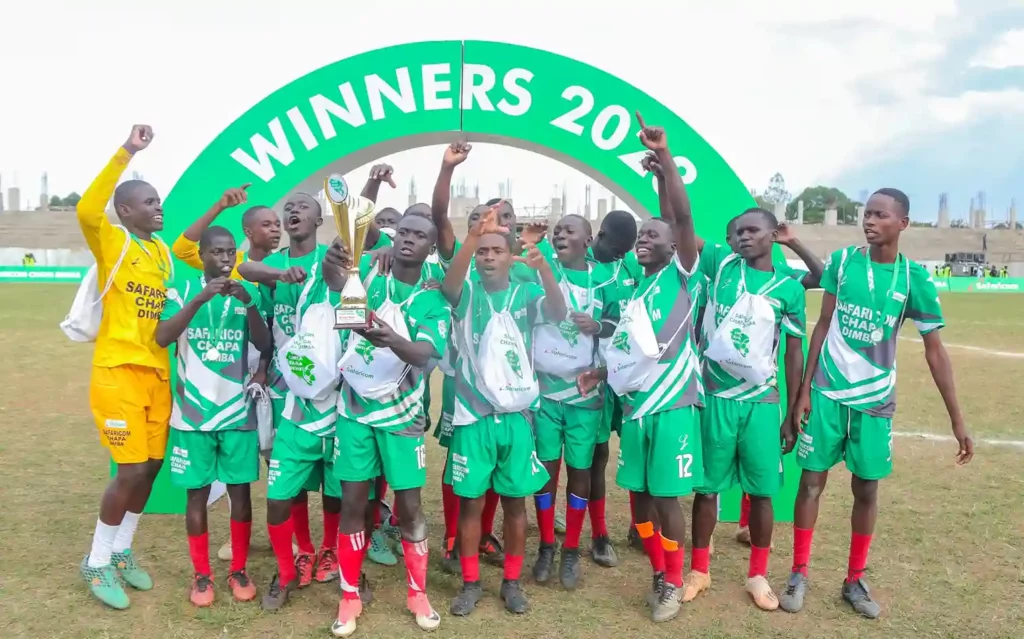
805, 320, 1024, 359
893, 431, 1024, 450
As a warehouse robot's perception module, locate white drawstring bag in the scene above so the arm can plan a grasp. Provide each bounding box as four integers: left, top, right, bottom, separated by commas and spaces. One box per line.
339, 277, 421, 400
605, 268, 685, 395
467, 283, 538, 413
248, 383, 275, 455
704, 256, 787, 386
533, 272, 596, 378
60, 226, 132, 342
277, 267, 342, 400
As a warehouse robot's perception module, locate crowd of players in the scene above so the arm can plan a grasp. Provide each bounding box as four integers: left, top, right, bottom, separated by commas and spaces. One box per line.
75, 120, 974, 636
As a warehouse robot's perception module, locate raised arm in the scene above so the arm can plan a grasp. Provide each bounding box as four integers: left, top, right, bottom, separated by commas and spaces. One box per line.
636, 114, 699, 270
641, 151, 705, 252
237, 261, 307, 287
441, 234, 477, 308
775, 222, 824, 289
519, 243, 568, 322
172, 184, 251, 269
431, 142, 472, 261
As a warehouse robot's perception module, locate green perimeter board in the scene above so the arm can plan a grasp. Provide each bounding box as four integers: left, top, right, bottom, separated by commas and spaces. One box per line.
137, 40, 787, 518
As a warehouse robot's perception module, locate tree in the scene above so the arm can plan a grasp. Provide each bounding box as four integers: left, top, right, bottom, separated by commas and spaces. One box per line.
49, 195, 62, 208
786, 185, 861, 225
63, 192, 81, 208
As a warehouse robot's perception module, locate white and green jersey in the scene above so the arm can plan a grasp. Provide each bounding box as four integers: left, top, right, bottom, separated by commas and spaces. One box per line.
452, 281, 547, 424
812, 245, 944, 417
337, 256, 450, 434
163, 275, 261, 432
260, 245, 329, 400
536, 263, 614, 409
698, 244, 806, 403
617, 256, 704, 420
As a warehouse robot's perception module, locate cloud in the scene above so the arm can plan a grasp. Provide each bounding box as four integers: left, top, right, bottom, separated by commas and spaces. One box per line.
971, 28, 1024, 69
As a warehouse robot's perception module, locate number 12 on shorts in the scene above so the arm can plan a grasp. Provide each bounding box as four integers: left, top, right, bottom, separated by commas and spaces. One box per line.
676, 453, 693, 478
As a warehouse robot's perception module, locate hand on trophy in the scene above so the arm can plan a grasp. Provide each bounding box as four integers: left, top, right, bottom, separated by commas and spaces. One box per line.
368, 164, 396, 188
325, 238, 355, 271
357, 316, 399, 348
443, 141, 472, 168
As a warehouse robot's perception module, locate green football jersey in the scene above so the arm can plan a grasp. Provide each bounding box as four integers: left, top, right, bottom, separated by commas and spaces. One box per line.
812, 245, 944, 417
337, 256, 450, 434
614, 256, 703, 420
451, 280, 547, 424
162, 275, 262, 431
698, 244, 806, 403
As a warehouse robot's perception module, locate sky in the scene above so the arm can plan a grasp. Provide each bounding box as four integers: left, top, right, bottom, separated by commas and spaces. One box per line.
1, 0, 1022, 222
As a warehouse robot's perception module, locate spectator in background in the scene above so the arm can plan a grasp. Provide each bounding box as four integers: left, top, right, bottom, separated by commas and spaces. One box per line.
1001, 266, 1009, 278
990, 265, 999, 278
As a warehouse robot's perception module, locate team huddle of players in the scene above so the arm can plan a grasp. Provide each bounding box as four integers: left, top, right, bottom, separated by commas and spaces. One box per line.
77, 121, 974, 637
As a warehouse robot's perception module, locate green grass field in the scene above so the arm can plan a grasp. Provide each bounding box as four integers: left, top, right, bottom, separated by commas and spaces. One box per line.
0, 286, 1021, 638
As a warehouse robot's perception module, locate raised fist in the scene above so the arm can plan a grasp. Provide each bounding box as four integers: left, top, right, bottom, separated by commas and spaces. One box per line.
124, 125, 154, 154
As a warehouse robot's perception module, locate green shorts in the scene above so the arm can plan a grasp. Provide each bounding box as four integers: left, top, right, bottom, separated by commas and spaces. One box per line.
597, 386, 621, 445
697, 395, 783, 497
266, 420, 341, 500
616, 406, 703, 498
168, 429, 260, 490
535, 398, 602, 469
797, 390, 893, 480
333, 416, 426, 491
445, 412, 550, 499
431, 375, 456, 449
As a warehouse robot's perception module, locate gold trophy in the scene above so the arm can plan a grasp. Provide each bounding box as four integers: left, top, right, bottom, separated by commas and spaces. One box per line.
324, 173, 375, 329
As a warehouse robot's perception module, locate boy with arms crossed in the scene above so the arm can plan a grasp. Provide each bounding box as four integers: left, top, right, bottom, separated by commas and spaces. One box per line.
442, 207, 567, 616
156, 227, 273, 606
78, 125, 173, 609
779, 188, 974, 618
682, 208, 806, 610
321, 214, 449, 637
531, 214, 615, 589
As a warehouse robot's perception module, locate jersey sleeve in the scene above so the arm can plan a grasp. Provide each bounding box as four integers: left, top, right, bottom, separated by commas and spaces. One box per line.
171, 235, 204, 272
77, 148, 134, 268
411, 292, 451, 357
439, 239, 462, 271
453, 280, 472, 320
819, 249, 845, 296
523, 282, 548, 326
906, 263, 945, 335
697, 242, 729, 281
240, 280, 263, 311
161, 279, 187, 320
780, 281, 807, 338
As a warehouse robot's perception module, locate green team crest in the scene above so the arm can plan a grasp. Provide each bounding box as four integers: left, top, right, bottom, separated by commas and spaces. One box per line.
505, 349, 524, 378
558, 320, 580, 346
356, 339, 376, 365
612, 331, 630, 354
730, 328, 750, 357
285, 352, 317, 385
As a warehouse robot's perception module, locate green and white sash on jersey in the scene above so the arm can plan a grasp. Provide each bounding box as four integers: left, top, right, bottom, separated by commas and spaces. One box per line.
339, 274, 425, 400
817, 246, 910, 410
277, 263, 343, 401
704, 255, 788, 386
534, 264, 596, 379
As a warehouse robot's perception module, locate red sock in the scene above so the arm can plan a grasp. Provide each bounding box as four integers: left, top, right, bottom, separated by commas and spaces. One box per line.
338, 531, 367, 600
291, 501, 314, 554
534, 492, 556, 545
739, 493, 751, 528
460, 553, 480, 583
589, 497, 608, 539
662, 536, 684, 588
229, 520, 251, 573
846, 533, 873, 583
187, 532, 211, 576
628, 492, 637, 529
268, 519, 297, 584
636, 522, 665, 573
503, 554, 524, 581
564, 493, 587, 549
441, 482, 460, 543
402, 538, 429, 598
749, 545, 770, 578
322, 510, 340, 552
792, 526, 814, 575
691, 545, 711, 574
481, 489, 500, 538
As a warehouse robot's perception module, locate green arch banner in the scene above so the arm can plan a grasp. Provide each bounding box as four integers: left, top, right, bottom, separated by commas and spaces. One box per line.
152, 40, 792, 522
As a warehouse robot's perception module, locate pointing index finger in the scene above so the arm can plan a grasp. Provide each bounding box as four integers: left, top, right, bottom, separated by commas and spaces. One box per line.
241, 182, 252, 191
635, 110, 647, 130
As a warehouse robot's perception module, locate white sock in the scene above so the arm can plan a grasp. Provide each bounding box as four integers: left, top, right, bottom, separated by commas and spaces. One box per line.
112, 511, 141, 553
88, 520, 120, 567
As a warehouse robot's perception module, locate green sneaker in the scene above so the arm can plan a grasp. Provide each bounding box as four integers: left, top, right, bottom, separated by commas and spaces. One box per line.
111, 550, 153, 591
382, 520, 404, 557
367, 529, 398, 566
80, 556, 130, 610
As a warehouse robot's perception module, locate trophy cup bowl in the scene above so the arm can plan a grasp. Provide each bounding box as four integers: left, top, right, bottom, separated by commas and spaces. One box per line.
324, 173, 375, 329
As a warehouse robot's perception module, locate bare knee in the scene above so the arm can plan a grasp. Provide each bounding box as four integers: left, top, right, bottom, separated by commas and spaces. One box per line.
851, 476, 878, 505
798, 470, 829, 501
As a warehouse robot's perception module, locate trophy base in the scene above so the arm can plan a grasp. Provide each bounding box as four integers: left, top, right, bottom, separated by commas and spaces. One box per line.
335, 307, 373, 330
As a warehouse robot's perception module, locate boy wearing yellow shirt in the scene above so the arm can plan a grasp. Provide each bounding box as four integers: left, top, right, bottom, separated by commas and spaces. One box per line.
79, 125, 174, 610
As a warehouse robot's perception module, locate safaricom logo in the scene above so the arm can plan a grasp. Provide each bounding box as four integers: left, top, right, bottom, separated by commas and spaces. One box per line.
970, 282, 1020, 291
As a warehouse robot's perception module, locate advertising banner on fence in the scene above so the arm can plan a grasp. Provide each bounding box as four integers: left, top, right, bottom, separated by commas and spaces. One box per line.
0, 266, 89, 283
931, 277, 1024, 293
